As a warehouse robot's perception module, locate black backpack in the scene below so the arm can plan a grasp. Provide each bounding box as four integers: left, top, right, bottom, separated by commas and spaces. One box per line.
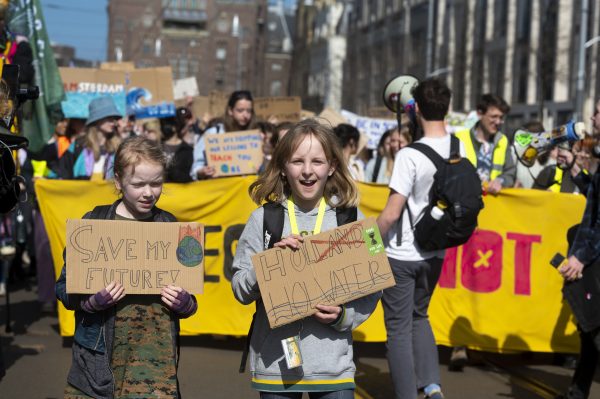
239, 202, 357, 372
405, 135, 483, 251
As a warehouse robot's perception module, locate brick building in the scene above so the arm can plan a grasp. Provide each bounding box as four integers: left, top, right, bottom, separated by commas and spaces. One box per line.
106, 0, 292, 97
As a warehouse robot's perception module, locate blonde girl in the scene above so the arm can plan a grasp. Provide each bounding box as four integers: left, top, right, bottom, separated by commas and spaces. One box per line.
231, 119, 381, 398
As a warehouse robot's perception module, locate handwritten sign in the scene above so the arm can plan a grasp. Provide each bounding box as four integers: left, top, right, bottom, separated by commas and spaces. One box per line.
251, 217, 395, 328
254, 97, 302, 122
66, 220, 204, 295
205, 130, 263, 177
209, 91, 229, 116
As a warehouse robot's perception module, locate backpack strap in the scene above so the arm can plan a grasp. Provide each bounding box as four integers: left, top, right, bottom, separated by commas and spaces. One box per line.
262, 202, 285, 250
240, 202, 355, 373
371, 155, 383, 183
89, 205, 112, 220
240, 202, 284, 373
408, 142, 446, 170
336, 206, 358, 226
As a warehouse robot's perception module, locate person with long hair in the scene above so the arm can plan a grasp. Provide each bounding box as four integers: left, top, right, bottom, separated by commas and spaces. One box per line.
56, 97, 122, 180
365, 126, 412, 184
191, 90, 258, 179
231, 119, 380, 398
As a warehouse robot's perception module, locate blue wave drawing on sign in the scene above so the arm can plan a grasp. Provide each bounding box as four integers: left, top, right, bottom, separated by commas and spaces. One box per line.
126, 87, 175, 119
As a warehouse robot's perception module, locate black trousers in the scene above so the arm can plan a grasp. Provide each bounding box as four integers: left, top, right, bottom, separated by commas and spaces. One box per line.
567, 327, 600, 399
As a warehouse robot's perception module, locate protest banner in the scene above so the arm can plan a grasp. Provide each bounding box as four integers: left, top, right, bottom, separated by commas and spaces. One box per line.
173, 77, 200, 100
126, 67, 176, 119
204, 130, 263, 177
38, 178, 582, 353
341, 110, 398, 149
59, 67, 126, 119
252, 217, 394, 328
66, 219, 204, 295
254, 96, 302, 122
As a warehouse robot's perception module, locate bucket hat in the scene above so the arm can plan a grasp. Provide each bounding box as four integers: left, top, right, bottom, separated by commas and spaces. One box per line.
86, 96, 122, 126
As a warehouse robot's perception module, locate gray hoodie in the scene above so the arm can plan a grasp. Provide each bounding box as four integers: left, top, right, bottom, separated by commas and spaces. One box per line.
231, 200, 381, 392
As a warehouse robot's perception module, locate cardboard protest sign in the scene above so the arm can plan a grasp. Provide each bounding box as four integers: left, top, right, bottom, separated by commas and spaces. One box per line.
251, 217, 395, 328
254, 96, 302, 122
318, 107, 347, 127
367, 107, 395, 119
60, 67, 126, 119
66, 220, 204, 295
175, 96, 209, 118
126, 67, 176, 119
100, 61, 135, 71
173, 77, 200, 100
209, 91, 229, 116
205, 130, 263, 177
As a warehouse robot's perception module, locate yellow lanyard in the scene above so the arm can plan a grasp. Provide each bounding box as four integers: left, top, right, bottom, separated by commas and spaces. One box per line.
287, 197, 326, 236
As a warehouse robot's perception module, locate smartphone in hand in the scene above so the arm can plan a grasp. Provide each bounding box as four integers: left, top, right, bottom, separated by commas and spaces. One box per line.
550, 253, 566, 269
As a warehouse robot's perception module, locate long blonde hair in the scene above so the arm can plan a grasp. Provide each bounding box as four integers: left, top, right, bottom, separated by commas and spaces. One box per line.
250, 119, 359, 208
84, 125, 122, 161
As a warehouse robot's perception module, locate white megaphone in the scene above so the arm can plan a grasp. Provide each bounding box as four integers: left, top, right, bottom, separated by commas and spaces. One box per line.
382, 75, 419, 125
513, 121, 586, 167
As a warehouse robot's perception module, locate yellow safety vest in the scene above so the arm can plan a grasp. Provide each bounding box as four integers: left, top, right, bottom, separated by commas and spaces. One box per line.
548, 167, 563, 193
455, 128, 508, 181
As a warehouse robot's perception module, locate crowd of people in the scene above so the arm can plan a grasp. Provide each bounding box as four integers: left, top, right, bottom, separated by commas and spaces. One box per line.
1, 82, 600, 398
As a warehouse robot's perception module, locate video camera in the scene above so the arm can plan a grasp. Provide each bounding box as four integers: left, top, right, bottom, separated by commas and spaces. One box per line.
0, 63, 38, 213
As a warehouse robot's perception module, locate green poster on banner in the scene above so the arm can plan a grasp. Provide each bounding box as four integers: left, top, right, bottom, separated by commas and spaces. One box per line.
8, 0, 65, 152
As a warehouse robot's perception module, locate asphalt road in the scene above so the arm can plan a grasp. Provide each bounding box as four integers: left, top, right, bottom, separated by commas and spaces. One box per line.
1, 280, 598, 398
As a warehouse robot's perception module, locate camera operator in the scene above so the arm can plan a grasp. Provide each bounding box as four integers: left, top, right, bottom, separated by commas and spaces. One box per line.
556, 99, 600, 399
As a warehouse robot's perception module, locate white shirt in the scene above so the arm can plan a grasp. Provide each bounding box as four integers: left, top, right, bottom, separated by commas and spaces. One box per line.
385, 134, 466, 261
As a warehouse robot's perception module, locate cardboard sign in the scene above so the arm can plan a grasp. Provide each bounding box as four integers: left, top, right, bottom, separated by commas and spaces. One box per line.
209, 91, 229, 117
205, 130, 263, 177
100, 61, 135, 71
175, 96, 209, 118
367, 107, 396, 119
251, 217, 395, 328
66, 220, 204, 295
60, 66, 177, 119
60, 67, 126, 119
254, 96, 302, 122
318, 107, 347, 127
173, 77, 200, 100
126, 67, 176, 118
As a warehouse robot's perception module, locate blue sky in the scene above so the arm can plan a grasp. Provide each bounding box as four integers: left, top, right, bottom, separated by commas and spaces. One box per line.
41, 0, 108, 62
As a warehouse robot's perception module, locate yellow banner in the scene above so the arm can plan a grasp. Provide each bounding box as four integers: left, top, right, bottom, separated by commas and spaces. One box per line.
35, 178, 583, 352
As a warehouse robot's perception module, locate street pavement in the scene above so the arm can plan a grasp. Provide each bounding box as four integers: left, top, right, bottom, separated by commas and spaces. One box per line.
1, 279, 599, 399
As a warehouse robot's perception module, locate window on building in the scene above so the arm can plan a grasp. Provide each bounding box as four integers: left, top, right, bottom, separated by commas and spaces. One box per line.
539, 0, 558, 102
453, 0, 468, 110
270, 81, 282, 96
271, 63, 282, 72
513, 0, 531, 104
142, 38, 153, 55
216, 47, 227, 60
471, 0, 486, 106
179, 58, 189, 78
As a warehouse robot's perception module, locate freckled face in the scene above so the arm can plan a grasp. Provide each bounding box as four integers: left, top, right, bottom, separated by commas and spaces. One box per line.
114, 161, 164, 219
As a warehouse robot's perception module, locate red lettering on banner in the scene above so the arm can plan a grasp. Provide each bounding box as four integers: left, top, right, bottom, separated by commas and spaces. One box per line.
461, 230, 503, 293
506, 232, 541, 296
439, 247, 458, 288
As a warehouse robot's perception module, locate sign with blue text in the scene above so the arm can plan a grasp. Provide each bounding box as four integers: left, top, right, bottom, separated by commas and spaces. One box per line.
205, 130, 263, 177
